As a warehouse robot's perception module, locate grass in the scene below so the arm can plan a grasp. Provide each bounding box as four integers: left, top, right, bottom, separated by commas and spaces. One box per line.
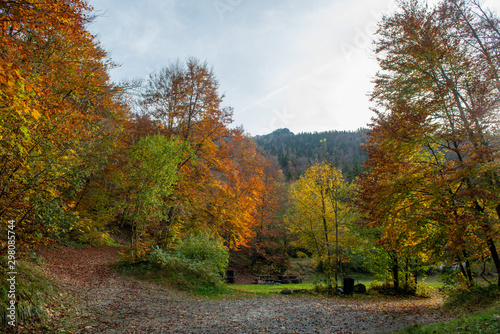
228, 283, 314, 295
397, 302, 500, 333
397, 284, 500, 333
0, 258, 84, 333
419, 275, 444, 289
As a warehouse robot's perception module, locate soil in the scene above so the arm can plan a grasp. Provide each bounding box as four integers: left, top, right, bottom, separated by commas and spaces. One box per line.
38, 246, 455, 334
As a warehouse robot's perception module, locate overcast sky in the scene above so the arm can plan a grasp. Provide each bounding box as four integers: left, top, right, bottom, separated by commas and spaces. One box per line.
87, 0, 500, 136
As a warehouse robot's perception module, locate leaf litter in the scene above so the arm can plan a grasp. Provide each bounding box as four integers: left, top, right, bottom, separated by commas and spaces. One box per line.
38, 247, 454, 333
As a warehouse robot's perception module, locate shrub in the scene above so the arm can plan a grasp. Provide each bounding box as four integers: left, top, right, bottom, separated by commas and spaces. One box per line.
120, 232, 230, 295
415, 279, 435, 298
313, 282, 339, 296
369, 280, 394, 294
444, 284, 500, 309
438, 271, 470, 296
368, 280, 424, 296
174, 232, 229, 275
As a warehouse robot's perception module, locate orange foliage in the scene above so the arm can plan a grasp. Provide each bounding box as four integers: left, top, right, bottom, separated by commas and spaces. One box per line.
0, 0, 126, 250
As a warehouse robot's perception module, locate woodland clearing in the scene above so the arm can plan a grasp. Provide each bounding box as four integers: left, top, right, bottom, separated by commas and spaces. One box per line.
34, 246, 456, 334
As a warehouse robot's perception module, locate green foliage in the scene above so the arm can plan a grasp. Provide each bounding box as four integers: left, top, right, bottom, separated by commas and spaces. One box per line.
32, 199, 117, 248
368, 280, 398, 295
368, 277, 433, 298
313, 282, 340, 296
120, 232, 229, 295
0, 260, 57, 328
120, 255, 225, 296
115, 134, 187, 249
122, 135, 185, 221
439, 271, 469, 297
171, 232, 229, 276
444, 285, 500, 310
148, 247, 221, 284
67, 217, 118, 247
415, 279, 435, 298
398, 292, 500, 333
229, 283, 313, 296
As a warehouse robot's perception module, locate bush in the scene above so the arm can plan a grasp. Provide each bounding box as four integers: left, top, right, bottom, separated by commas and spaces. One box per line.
120, 232, 230, 295
313, 282, 339, 296
439, 271, 470, 296
368, 279, 433, 296
444, 284, 500, 309
174, 232, 229, 275
149, 246, 214, 276
369, 280, 394, 294
415, 279, 435, 298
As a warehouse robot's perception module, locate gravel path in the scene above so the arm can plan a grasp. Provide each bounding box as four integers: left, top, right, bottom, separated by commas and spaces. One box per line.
38, 247, 453, 334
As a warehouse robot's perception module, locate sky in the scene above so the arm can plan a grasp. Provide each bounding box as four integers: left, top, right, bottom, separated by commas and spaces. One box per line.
87, 0, 499, 136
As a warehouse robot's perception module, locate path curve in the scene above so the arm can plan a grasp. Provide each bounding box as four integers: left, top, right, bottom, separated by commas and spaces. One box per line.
39, 247, 452, 334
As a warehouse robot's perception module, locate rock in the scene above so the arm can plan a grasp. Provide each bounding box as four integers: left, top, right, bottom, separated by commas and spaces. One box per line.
280, 289, 292, 295
354, 283, 367, 294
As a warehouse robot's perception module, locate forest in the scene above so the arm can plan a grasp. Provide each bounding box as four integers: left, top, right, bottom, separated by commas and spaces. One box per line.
1, 0, 500, 333
255, 128, 367, 182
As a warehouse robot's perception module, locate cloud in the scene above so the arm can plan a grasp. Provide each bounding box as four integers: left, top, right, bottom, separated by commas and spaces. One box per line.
87, 0, 500, 135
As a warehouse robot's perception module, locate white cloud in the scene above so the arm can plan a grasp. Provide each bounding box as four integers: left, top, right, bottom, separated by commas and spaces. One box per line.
88, 0, 500, 135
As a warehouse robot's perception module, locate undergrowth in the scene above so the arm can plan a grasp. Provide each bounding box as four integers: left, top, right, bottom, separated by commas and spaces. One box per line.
398, 284, 500, 333
0, 257, 82, 333
368, 280, 435, 298
118, 262, 227, 296
118, 233, 229, 296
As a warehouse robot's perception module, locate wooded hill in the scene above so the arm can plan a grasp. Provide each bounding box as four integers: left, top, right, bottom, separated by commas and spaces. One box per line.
255, 128, 367, 182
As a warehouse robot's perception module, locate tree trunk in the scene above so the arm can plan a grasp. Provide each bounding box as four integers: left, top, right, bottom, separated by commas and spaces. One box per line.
457, 255, 473, 285
486, 236, 500, 286
391, 253, 399, 292
414, 258, 418, 286
405, 258, 409, 290
321, 187, 334, 287
490, 204, 500, 286
465, 259, 473, 283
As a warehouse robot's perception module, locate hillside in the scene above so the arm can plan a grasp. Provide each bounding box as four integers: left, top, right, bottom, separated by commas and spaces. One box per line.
255, 128, 368, 181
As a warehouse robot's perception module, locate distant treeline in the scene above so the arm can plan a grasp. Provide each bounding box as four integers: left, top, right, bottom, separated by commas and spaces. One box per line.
255, 128, 367, 182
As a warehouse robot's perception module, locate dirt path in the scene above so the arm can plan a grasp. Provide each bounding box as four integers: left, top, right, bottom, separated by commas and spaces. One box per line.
39, 247, 453, 334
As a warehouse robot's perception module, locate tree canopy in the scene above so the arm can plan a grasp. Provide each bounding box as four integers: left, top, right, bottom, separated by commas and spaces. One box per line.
357, 0, 500, 286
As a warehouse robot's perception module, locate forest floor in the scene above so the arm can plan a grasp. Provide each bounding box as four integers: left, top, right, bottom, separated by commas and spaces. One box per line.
37, 246, 458, 334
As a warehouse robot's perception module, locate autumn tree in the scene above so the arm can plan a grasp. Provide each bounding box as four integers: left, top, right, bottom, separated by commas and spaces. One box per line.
239, 156, 291, 275
288, 161, 353, 287
0, 0, 127, 250
358, 0, 500, 286
116, 135, 187, 252
137, 58, 266, 250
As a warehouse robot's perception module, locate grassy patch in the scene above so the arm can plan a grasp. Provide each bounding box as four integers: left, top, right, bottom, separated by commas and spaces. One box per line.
444, 284, 500, 311
0, 259, 83, 333
228, 283, 314, 295
398, 285, 500, 334
421, 275, 444, 289
397, 302, 500, 333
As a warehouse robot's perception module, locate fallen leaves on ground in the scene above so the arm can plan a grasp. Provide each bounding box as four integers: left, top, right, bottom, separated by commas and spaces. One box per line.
38, 247, 454, 334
